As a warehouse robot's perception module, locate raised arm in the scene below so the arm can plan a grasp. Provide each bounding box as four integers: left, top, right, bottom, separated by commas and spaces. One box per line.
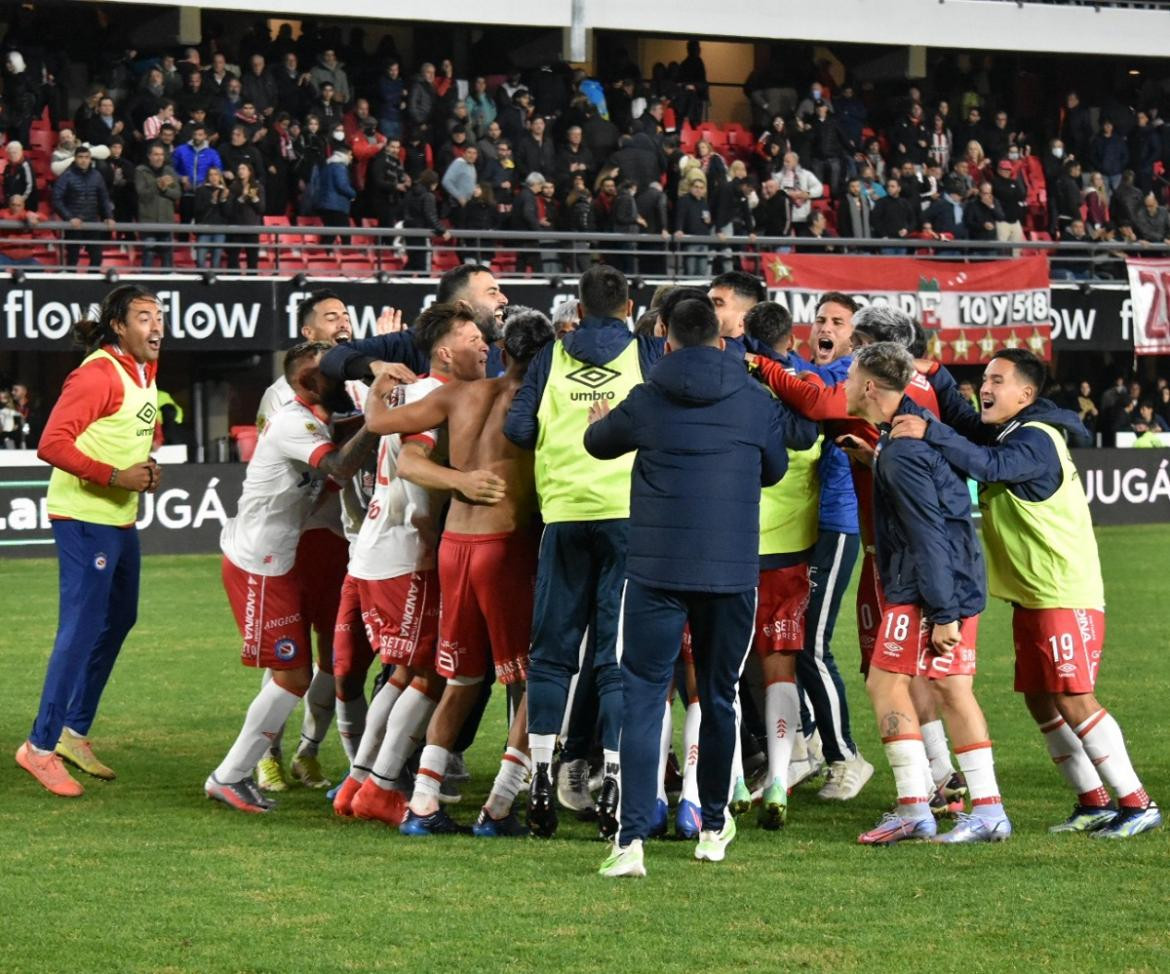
364, 373, 455, 437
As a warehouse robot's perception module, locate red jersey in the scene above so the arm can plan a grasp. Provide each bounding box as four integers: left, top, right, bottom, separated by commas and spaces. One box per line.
754, 357, 941, 544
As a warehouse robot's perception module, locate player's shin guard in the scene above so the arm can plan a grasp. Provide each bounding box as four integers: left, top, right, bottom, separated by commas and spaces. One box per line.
883, 735, 931, 818
486, 747, 531, 819
260, 669, 286, 759
350, 681, 403, 782
764, 678, 800, 792
215, 681, 302, 783
955, 741, 1003, 818
298, 669, 336, 758
1040, 716, 1110, 806
336, 696, 368, 764
1075, 709, 1150, 809
370, 686, 436, 790
681, 699, 701, 806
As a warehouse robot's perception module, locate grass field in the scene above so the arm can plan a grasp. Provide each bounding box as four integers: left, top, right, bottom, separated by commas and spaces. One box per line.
2, 526, 1169, 974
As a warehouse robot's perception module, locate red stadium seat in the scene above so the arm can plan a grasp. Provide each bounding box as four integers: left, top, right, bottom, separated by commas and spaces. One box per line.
430, 245, 459, 272
229, 425, 259, 462
27, 129, 56, 153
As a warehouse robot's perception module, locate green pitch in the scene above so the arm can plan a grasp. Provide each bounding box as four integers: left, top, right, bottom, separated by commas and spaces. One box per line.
1, 526, 1168, 974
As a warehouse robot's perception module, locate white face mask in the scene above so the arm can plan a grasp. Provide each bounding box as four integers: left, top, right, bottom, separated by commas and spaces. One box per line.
332, 129, 345, 141
1052, 146, 1064, 159
1008, 150, 1020, 160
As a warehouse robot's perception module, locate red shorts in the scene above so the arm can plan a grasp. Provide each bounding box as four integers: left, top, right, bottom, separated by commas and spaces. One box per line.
754, 563, 811, 656
332, 573, 376, 683
680, 624, 693, 665
294, 528, 349, 661
436, 530, 537, 685
221, 557, 310, 671
1012, 607, 1104, 695
856, 550, 885, 673
356, 571, 440, 669
870, 603, 979, 680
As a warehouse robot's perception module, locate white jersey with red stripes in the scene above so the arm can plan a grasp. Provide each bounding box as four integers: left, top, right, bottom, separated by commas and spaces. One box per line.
347, 375, 448, 582
221, 398, 335, 576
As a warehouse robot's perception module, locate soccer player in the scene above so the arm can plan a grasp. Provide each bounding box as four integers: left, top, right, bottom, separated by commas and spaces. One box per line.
253, 289, 360, 792
748, 306, 969, 813
361, 308, 557, 836
891, 348, 1161, 839
205, 341, 379, 813
17, 286, 162, 797
338, 303, 498, 826
751, 292, 876, 803
586, 298, 789, 877
708, 270, 766, 345
504, 265, 664, 840
739, 301, 823, 830
844, 343, 1010, 845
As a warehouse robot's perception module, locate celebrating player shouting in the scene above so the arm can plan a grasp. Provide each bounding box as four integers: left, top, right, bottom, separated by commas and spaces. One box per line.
891, 348, 1161, 839
17, 286, 162, 797
205, 342, 380, 813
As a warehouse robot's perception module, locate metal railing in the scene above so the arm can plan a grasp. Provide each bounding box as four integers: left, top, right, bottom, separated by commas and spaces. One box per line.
1, 219, 1167, 281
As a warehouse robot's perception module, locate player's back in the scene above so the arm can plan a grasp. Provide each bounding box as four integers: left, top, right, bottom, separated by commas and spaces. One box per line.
446, 376, 537, 535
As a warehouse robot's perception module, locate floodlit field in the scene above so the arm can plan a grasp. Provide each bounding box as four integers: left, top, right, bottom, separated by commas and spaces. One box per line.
2, 526, 1168, 973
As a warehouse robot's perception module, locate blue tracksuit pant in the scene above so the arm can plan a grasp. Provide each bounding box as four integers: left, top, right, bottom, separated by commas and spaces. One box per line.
618, 579, 756, 844
527, 519, 627, 751
30, 520, 140, 751
795, 530, 859, 764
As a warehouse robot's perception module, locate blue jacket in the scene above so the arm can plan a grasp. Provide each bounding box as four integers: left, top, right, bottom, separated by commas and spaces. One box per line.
782, 349, 858, 535
584, 344, 790, 593
319, 330, 505, 381
52, 164, 113, 221
872, 398, 987, 624
316, 157, 357, 213
920, 398, 1091, 503
504, 316, 663, 449
171, 142, 223, 190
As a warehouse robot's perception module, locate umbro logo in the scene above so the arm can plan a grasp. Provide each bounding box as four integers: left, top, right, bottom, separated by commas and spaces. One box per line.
567, 364, 620, 389
136, 403, 158, 424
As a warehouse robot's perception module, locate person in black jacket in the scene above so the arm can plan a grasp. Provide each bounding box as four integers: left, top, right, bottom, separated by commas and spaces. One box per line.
402, 169, 449, 271
842, 341, 1008, 847
586, 297, 790, 876
963, 181, 1004, 243
870, 177, 916, 253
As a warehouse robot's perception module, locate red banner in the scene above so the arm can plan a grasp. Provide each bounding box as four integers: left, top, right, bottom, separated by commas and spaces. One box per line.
761, 253, 1053, 362
1126, 257, 1170, 356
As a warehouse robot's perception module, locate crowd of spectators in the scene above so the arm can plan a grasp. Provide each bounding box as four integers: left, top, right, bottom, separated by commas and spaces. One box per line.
0, 21, 1169, 274
0, 380, 34, 448
1057, 375, 1170, 446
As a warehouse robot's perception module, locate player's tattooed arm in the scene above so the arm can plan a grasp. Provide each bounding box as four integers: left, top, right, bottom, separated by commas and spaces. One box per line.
879, 712, 916, 739
316, 426, 380, 482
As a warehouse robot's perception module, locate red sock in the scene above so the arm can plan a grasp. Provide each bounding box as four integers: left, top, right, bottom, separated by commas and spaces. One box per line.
1118, 787, 1151, 810
1078, 786, 1112, 808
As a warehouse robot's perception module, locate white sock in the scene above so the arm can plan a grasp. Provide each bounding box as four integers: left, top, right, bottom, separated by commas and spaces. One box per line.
261, 669, 285, 759
410, 744, 448, 812
336, 695, 368, 763
1076, 710, 1144, 803
956, 741, 1003, 815
921, 719, 954, 788
681, 699, 701, 806
215, 681, 302, 783
297, 669, 336, 757
370, 686, 436, 790
656, 700, 672, 804
351, 681, 403, 782
529, 733, 556, 768
603, 747, 620, 778
486, 747, 531, 818
1040, 716, 1106, 800
883, 736, 930, 817
764, 679, 800, 791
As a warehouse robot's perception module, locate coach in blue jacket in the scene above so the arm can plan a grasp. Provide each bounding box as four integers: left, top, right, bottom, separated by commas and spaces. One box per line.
586, 298, 790, 877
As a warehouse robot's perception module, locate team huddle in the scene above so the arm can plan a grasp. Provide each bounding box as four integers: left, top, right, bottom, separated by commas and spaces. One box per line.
200, 262, 1159, 875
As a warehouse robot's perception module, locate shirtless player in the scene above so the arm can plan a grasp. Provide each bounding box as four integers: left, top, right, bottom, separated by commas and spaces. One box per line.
362, 307, 557, 835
